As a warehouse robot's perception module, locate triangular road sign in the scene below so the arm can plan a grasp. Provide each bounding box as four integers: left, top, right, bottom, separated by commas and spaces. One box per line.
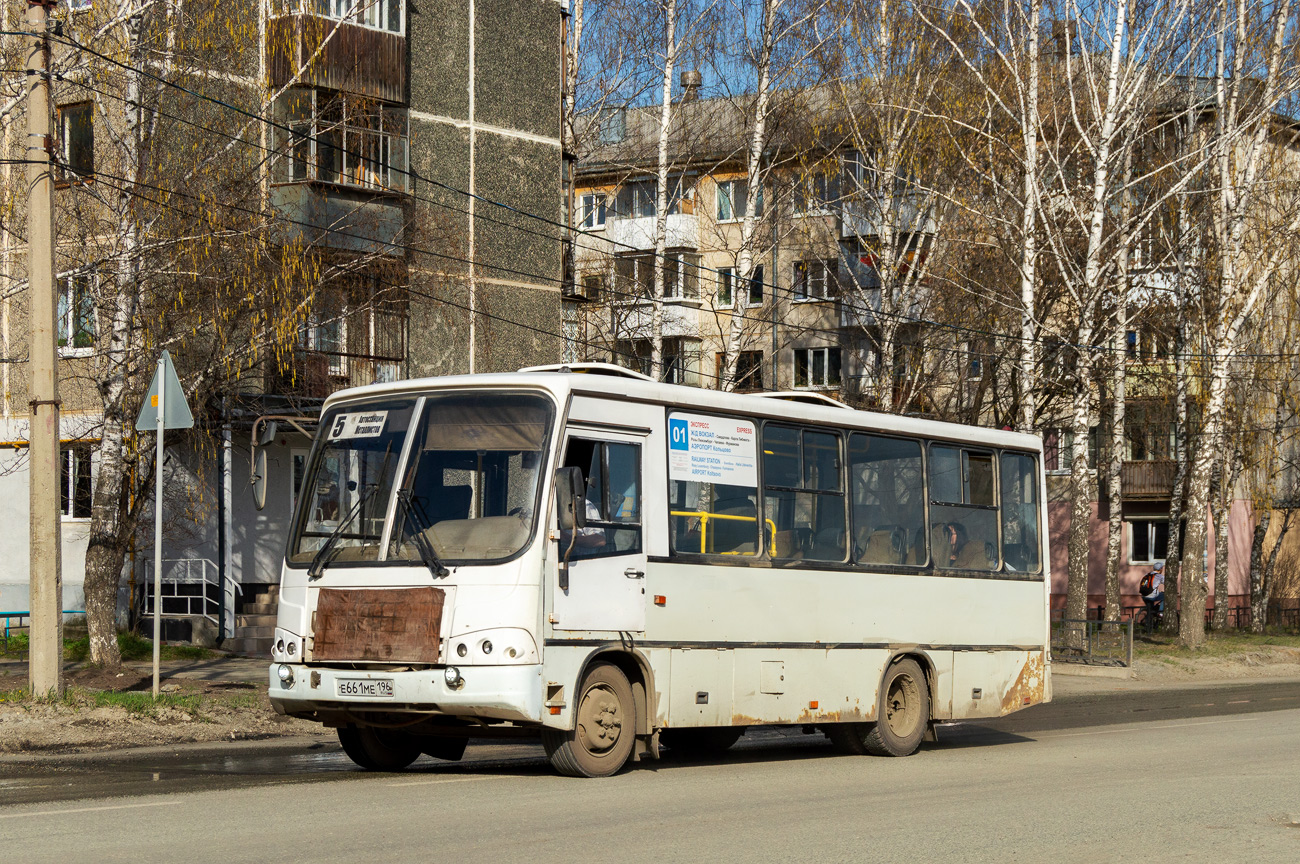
135, 349, 194, 431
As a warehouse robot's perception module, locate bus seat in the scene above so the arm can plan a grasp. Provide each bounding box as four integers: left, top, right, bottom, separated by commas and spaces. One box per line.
773, 530, 803, 560
712, 497, 757, 554
931, 523, 953, 567
952, 535, 995, 570
810, 526, 846, 561
858, 525, 906, 565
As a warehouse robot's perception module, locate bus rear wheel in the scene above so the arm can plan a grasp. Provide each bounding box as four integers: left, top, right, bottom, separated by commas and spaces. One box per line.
541, 662, 635, 778
829, 658, 929, 757
337, 725, 422, 771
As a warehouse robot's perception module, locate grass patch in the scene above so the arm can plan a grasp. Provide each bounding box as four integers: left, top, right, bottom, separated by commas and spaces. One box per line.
1133, 631, 1300, 660
0, 631, 29, 659
2, 631, 219, 663
90, 690, 202, 716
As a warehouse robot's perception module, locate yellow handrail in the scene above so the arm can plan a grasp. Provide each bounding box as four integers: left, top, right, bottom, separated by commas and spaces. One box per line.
670, 510, 777, 556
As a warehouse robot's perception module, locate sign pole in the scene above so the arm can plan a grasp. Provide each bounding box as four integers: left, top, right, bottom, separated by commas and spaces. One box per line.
152, 358, 164, 698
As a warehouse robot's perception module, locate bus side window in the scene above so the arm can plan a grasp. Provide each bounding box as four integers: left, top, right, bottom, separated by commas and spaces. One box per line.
1000, 452, 1041, 573
562, 439, 642, 559
929, 445, 998, 571
763, 425, 846, 562
848, 434, 925, 567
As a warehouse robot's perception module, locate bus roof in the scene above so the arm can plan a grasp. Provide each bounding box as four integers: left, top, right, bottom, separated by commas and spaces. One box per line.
321, 368, 1043, 452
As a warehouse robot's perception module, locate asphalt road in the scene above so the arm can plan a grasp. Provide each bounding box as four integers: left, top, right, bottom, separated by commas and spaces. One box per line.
2, 678, 1299, 863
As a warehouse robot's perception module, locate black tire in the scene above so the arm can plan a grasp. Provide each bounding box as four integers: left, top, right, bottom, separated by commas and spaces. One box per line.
660, 726, 745, 756
828, 658, 930, 757
337, 725, 422, 771
541, 662, 636, 777
418, 735, 468, 762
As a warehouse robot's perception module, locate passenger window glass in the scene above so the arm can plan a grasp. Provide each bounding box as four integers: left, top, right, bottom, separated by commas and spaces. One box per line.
763, 425, 846, 562
560, 438, 642, 559
668, 413, 761, 556
929, 444, 998, 571
930, 446, 961, 503
849, 434, 925, 566
1000, 452, 1041, 573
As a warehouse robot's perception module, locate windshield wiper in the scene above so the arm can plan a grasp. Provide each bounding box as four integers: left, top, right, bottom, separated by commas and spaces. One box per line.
308, 444, 393, 580
308, 483, 379, 579
395, 490, 451, 578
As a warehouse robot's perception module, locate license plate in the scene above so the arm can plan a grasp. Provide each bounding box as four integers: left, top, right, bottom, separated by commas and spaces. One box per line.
336, 678, 394, 698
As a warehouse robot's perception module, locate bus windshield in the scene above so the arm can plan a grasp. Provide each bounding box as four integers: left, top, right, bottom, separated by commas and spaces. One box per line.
287, 391, 555, 567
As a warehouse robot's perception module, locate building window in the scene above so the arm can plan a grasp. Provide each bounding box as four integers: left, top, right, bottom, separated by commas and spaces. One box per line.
794, 347, 841, 389
615, 179, 689, 220
57, 103, 94, 181
615, 338, 699, 385
715, 351, 764, 392
614, 253, 699, 301
61, 446, 94, 519
58, 274, 96, 352
793, 169, 838, 215
1128, 519, 1169, 565
578, 193, 607, 229
273, 89, 409, 193
716, 178, 762, 221
793, 259, 837, 301
320, 0, 403, 34
68, 0, 92, 11
966, 339, 991, 381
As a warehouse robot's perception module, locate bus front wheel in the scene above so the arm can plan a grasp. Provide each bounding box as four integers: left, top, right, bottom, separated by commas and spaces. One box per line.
829, 658, 929, 757
337, 725, 422, 771
541, 661, 636, 778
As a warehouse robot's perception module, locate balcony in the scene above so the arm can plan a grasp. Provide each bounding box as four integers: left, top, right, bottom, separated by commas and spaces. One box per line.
839, 194, 935, 240
606, 214, 699, 251
270, 183, 404, 254
1121, 460, 1177, 499
267, 15, 406, 103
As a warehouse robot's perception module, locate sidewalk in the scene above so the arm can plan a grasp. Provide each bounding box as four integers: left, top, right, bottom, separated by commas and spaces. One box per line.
0, 654, 270, 686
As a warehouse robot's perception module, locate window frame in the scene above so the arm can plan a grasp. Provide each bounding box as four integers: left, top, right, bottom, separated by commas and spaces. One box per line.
793, 347, 841, 390
56, 102, 94, 184
578, 192, 607, 230
272, 88, 410, 194
60, 445, 94, 520
315, 0, 405, 35
716, 177, 763, 222
564, 437, 644, 560
58, 273, 96, 357
761, 423, 849, 563
1127, 518, 1169, 565
793, 259, 838, 302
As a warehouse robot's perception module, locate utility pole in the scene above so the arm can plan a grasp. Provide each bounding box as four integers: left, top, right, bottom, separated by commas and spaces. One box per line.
26, 0, 63, 697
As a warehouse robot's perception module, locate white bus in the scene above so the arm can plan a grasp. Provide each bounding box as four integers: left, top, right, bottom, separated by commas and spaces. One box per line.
268, 364, 1050, 777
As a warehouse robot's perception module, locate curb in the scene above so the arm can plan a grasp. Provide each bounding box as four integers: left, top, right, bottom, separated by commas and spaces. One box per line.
1051, 663, 1136, 679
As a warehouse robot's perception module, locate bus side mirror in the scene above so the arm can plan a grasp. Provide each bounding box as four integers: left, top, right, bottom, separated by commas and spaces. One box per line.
555, 467, 586, 530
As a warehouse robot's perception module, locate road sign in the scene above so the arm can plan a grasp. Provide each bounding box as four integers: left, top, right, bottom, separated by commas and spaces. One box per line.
134, 350, 194, 431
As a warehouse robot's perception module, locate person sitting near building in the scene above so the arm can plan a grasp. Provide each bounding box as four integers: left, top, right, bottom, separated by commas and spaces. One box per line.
1139, 561, 1165, 617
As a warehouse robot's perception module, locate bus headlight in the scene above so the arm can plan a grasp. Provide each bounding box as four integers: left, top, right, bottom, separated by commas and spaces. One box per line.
277, 664, 294, 687
449, 628, 538, 665
444, 666, 464, 689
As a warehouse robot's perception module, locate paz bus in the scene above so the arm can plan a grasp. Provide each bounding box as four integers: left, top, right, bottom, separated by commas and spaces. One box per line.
267, 363, 1051, 777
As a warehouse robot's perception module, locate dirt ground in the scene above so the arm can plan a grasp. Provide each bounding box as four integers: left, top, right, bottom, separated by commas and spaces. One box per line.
1130, 643, 1300, 682
0, 666, 328, 755
3, 645, 1299, 756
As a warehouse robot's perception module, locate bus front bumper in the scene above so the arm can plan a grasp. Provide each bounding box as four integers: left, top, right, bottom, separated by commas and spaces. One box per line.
267, 663, 543, 725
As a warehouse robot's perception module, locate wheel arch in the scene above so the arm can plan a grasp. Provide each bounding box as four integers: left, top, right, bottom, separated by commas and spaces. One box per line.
570, 644, 656, 736
886, 650, 938, 721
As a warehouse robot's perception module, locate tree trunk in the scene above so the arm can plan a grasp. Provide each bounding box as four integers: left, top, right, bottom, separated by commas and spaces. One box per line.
649, 0, 678, 381
1065, 350, 1095, 638
1259, 509, 1293, 632
1248, 508, 1271, 633
1018, 0, 1040, 434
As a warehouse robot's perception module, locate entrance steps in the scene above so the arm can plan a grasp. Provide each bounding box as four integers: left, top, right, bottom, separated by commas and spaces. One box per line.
225, 584, 278, 658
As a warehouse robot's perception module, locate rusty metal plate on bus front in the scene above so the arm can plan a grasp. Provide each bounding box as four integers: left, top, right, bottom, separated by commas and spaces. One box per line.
312, 587, 444, 663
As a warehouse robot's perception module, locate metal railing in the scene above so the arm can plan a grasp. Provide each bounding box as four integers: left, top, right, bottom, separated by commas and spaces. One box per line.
670, 510, 778, 556
2, 610, 85, 645
140, 558, 240, 637
1050, 618, 1134, 667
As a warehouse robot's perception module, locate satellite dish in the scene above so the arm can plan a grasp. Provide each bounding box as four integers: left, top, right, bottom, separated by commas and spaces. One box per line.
251, 448, 268, 511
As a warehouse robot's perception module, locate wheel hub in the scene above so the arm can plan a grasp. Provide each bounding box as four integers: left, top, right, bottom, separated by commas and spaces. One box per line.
576, 685, 624, 753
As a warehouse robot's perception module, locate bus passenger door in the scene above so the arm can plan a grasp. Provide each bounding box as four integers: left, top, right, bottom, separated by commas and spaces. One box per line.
553, 432, 647, 633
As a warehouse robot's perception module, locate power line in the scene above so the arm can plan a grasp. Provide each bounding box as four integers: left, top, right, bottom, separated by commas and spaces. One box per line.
40, 30, 1300, 369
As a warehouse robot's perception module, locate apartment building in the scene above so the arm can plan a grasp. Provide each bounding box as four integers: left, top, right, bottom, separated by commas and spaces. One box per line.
0, 0, 565, 647
568, 79, 1297, 618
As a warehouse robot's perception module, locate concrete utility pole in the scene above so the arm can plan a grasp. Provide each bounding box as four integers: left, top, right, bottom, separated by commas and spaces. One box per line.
26, 0, 63, 697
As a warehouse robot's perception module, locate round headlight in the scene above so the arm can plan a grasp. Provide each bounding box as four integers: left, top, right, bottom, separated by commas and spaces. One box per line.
287, 641, 297, 657
481, 640, 493, 655
456, 643, 468, 657
506, 647, 518, 659
277, 664, 294, 686
275, 639, 285, 655
444, 666, 463, 688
